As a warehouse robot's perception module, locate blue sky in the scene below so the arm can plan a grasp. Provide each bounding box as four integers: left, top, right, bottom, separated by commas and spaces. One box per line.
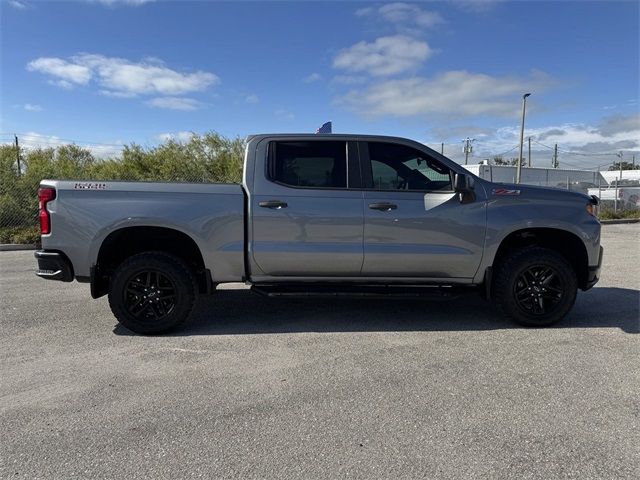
1, 0, 638, 169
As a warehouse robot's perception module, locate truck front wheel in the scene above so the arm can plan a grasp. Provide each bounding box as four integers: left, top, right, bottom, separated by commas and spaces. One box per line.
108, 252, 197, 334
493, 247, 577, 327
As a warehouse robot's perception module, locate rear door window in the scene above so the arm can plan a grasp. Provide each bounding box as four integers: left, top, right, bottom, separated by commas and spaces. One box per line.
269, 141, 347, 189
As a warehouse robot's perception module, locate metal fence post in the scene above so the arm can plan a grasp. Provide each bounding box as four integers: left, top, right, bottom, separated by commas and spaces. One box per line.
614, 179, 618, 213
597, 177, 601, 216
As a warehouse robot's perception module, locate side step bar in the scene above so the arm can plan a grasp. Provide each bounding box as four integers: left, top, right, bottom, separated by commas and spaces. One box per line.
251, 284, 463, 299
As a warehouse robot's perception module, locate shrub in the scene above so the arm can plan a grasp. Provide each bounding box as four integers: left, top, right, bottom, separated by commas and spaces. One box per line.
0, 132, 245, 243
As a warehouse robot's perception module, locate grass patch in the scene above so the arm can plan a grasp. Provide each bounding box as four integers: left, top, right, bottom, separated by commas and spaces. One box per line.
598, 208, 640, 220
0, 225, 40, 245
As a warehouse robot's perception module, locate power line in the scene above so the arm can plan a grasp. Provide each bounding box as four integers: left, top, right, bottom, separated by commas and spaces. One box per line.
494, 145, 519, 156
531, 139, 621, 157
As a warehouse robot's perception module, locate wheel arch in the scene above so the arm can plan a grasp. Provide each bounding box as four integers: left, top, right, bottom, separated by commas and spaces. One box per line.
92, 226, 212, 298
490, 227, 589, 291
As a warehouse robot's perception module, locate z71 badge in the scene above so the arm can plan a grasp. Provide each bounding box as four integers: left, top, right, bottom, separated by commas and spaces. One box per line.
492, 188, 520, 196
74, 182, 107, 190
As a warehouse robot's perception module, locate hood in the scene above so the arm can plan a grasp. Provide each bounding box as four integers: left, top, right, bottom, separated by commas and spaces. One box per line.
482, 181, 595, 203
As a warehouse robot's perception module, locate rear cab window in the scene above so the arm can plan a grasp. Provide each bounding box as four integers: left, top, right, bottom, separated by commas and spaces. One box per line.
269, 141, 348, 189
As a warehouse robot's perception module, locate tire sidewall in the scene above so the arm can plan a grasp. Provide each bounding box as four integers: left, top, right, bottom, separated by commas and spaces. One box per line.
109, 253, 196, 334
495, 248, 577, 327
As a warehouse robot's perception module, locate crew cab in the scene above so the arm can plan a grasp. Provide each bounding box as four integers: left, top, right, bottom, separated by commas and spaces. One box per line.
35, 134, 603, 334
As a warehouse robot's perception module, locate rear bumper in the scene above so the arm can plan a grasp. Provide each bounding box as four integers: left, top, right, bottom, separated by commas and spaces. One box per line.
34, 250, 74, 282
584, 246, 603, 290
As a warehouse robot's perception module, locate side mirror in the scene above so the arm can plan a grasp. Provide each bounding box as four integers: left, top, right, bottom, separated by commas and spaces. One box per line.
454, 173, 475, 203
454, 173, 473, 194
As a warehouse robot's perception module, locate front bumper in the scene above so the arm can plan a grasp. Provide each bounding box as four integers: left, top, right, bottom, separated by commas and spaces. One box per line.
584, 246, 603, 290
34, 250, 74, 282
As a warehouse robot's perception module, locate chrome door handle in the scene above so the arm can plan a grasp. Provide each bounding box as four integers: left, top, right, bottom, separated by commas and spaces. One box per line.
259, 200, 288, 209
368, 202, 398, 211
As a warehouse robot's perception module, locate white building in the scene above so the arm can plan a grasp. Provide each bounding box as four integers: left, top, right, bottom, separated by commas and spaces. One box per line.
463, 164, 606, 191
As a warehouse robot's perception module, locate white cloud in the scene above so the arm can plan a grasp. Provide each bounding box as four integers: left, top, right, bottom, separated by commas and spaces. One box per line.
9, 132, 123, 159
145, 97, 202, 111
333, 35, 433, 76
331, 75, 368, 85
303, 73, 322, 83
245, 94, 259, 104
27, 54, 219, 98
433, 117, 640, 169
23, 103, 42, 111
378, 3, 445, 27
91, 0, 155, 6
596, 113, 640, 137
74, 54, 218, 96
275, 108, 295, 120
157, 131, 195, 143
27, 57, 92, 86
336, 70, 553, 118
452, 0, 501, 13
356, 3, 444, 31
355, 7, 373, 17
8, 1, 28, 9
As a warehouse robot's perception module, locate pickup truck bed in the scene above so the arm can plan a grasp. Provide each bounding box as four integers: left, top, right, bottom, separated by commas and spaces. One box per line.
40, 181, 245, 283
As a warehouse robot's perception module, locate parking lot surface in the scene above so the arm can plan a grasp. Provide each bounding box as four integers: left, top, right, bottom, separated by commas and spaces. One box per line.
1, 224, 638, 479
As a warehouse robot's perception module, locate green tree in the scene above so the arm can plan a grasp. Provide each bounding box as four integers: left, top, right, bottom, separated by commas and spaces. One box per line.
492, 156, 524, 166
609, 161, 639, 171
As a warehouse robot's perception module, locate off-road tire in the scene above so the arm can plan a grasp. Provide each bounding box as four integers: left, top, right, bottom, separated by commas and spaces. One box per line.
108, 251, 197, 335
493, 246, 577, 327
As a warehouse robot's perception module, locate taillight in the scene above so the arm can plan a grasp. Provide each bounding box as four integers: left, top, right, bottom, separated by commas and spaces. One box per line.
38, 187, 56, 234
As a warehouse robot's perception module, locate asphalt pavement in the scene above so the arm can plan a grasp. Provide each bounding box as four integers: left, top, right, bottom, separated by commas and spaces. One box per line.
1, 224, 638, 479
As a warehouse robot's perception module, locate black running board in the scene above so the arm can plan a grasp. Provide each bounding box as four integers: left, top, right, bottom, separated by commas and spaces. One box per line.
251, 284, 464, 299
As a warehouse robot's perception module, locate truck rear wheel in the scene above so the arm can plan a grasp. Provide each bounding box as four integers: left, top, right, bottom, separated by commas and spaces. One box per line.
493, 247, 577, 327
108, 252, 197, 335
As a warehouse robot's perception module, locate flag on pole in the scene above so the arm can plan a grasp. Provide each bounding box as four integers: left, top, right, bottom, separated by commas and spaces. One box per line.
315, 121, 332, 134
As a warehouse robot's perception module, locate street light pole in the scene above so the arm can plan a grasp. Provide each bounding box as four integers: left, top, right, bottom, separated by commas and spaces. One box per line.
516, 93, 531, 184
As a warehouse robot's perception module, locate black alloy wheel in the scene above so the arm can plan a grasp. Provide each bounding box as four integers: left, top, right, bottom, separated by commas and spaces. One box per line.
124, 270, 177, 321
513, 265, 565, 316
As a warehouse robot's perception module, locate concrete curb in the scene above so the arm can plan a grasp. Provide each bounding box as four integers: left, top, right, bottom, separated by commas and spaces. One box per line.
600, 218, 640, 225
0, 244, 37, 251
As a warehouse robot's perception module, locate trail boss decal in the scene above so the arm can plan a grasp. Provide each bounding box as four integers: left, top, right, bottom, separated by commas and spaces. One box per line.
492, 188, 520, 196
74, 182, 107, 190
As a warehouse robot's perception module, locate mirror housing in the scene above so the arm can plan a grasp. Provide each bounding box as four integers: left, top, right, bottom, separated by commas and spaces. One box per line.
454, 173, 474, 203
454, 173, 473, 194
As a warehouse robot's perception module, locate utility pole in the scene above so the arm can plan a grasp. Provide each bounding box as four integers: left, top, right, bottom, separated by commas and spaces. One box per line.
441, 142, 444, 155
14, 135, 21, 175
617, 152, 623, 181
463, 137, 475, 165
516, 93, 531, 183
552, 143, 558, 168
528, 136, 531, 167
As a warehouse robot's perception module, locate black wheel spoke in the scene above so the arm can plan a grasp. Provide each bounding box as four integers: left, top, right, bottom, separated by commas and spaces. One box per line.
513, 264, 564, 316
123, 269, 176, 322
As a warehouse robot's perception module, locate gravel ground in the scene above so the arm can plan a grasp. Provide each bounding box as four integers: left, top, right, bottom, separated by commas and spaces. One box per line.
1, 224, 638, 479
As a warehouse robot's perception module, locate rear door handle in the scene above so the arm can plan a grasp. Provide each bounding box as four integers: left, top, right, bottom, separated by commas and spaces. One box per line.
259, 200, 288, 209
368, 202, 398, 211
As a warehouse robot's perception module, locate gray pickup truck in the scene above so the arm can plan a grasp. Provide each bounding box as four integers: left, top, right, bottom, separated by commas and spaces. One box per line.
35, 134, 602, 334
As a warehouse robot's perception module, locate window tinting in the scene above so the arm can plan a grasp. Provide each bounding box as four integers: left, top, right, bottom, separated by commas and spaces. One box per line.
368, 142, 452, 191
271, 141, 347, 188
